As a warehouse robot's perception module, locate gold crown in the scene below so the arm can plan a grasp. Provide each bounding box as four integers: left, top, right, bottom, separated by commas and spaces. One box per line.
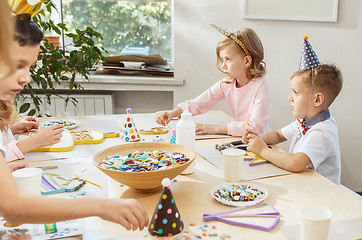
8, 0, 45, 18
210, 23, 250, 56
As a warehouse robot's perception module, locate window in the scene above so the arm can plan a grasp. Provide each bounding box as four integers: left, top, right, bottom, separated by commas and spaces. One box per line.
54, 0, 172, 61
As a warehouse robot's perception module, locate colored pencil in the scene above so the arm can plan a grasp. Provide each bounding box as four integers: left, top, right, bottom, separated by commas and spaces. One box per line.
74, 174, 103, 188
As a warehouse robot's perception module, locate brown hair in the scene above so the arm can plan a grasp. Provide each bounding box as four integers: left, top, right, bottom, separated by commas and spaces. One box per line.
291, 64, 343, 107
216, 28, 266, 80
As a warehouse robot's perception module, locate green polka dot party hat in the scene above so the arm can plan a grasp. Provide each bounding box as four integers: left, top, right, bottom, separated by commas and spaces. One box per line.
148, 178, 184, 237
120, 108, 140, 142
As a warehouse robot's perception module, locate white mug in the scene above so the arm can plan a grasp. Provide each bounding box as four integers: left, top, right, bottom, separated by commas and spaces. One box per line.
12, 168, 43, 195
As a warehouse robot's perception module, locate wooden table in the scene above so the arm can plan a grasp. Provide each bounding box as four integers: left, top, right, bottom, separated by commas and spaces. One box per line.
26, 112, 361, 240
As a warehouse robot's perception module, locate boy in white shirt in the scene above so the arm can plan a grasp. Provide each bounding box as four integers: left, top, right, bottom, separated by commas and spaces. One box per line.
242, 37, 343, 184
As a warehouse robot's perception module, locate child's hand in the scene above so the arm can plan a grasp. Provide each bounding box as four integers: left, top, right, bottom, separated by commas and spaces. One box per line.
11, 116, 39, 134
31, 125, 64, 148
247, 134, 268, 155
100, 199, 149, 231
241, 129, 258, 144
155, 111, 171, 126
195, 124, 227, 135
7, 160, 28, 172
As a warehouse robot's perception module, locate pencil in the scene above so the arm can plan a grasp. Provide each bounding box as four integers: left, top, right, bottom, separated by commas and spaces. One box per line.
240, 115, 250, 131
74, 174, 103, 188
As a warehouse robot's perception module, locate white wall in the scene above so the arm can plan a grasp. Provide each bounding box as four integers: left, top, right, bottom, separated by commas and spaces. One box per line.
174, 0, 362, 191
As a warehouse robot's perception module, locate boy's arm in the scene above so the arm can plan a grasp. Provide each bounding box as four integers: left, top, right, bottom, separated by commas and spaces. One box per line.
247, 134, 310, 172
243, 129, 286, 145
260, 130, 287, 145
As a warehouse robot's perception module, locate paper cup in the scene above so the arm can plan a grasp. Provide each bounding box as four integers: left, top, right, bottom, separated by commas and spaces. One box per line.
222, 148, 245, 182
298, 206, 333, 240
12, 168, 43, 195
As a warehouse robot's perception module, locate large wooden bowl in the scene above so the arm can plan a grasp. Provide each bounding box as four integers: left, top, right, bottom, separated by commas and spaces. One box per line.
94, 142, 196, 192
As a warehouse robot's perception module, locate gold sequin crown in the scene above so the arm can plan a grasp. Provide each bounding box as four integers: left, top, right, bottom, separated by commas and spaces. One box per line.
210, 23, 250, 56
8, 0, 45, 18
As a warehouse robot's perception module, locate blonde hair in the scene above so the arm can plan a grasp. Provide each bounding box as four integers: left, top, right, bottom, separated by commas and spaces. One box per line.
0, 100, 17, 131
216, 28, 266, 80
0, 0, 15, 80
291, 64, 343, 107
0, 0, 17, 130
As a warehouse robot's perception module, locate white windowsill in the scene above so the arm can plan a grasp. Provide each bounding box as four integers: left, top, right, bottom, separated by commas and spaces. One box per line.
80, 75, 184, 86
31, 74, 184, 92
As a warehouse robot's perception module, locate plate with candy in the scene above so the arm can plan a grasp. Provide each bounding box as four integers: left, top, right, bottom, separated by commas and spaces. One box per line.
42, 119, 80, 129
211, 182, 268, 207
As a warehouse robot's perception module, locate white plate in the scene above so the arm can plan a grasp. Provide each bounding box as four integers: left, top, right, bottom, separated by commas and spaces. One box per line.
42, 120, 80, 129
211, 182, 268, 207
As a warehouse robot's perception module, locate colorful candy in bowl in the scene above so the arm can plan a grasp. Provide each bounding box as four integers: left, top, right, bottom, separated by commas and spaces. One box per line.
93, 142, 196, 192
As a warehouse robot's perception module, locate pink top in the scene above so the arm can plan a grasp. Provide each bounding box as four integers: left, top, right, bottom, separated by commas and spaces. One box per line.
1, 127, 25, 162
177, 77, 272, 136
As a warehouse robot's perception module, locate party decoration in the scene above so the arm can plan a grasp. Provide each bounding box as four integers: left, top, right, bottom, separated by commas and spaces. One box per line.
148, 178, 184, 237
210, 23, 250, 56
119, 108, 140, 142
8, 0, 45, 18
170, 129, 176, 144
299, 36, 322, 70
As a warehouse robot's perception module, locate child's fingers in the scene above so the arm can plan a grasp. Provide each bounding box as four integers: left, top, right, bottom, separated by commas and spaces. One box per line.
248, 134, 257, 140
50, 124, 64, 131
118, 217, 132, 231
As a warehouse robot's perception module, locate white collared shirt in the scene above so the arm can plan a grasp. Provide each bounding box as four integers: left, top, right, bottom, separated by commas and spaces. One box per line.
281, 116, 341, 184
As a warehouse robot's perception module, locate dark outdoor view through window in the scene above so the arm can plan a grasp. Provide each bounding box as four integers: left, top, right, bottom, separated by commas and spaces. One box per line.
62, 0, 172, 61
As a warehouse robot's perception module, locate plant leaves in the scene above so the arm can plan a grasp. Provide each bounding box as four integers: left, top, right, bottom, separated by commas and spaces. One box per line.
28, 109, 36, 116
19, 103, 30, 114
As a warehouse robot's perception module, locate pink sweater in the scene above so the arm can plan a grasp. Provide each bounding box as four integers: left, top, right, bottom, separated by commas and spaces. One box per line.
177, 77, 272, 136
1, 127, 25, 162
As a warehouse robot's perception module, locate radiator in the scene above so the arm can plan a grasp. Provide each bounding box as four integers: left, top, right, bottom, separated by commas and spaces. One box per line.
19, 94, 114, 117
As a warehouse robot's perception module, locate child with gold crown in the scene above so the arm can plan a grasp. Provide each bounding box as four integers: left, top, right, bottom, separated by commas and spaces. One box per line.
156, 24, 271, 136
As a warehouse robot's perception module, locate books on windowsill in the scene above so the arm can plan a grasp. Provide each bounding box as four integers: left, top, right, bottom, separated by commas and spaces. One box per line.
93, 54, 174, 77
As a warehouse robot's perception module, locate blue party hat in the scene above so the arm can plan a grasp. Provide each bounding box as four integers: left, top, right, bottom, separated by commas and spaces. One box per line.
299, 36, 322, 70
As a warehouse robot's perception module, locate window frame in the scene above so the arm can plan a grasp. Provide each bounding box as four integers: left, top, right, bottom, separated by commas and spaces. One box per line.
50, 0, 174, 63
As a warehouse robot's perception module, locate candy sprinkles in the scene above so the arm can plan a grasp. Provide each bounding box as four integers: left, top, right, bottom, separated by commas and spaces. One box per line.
97, 151, 190, 172
213, 184, 265, 203
71, 130, 94, 141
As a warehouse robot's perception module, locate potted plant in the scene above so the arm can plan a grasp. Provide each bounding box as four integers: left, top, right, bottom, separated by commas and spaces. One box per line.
16, 0, 106, 116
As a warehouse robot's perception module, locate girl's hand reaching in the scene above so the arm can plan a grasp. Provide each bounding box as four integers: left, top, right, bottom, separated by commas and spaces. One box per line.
7, 160, 28, 172
100, 199, 149, 231
155, 111, 171, 126
10, 116, 39, 135
31, 125, 64, 148
17, 124, 64, 154
195, 124, 227, 135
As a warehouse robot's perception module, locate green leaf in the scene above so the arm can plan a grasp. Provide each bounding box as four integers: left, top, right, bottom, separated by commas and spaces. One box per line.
28, 109, 36, 116
19, 103, 30, 114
